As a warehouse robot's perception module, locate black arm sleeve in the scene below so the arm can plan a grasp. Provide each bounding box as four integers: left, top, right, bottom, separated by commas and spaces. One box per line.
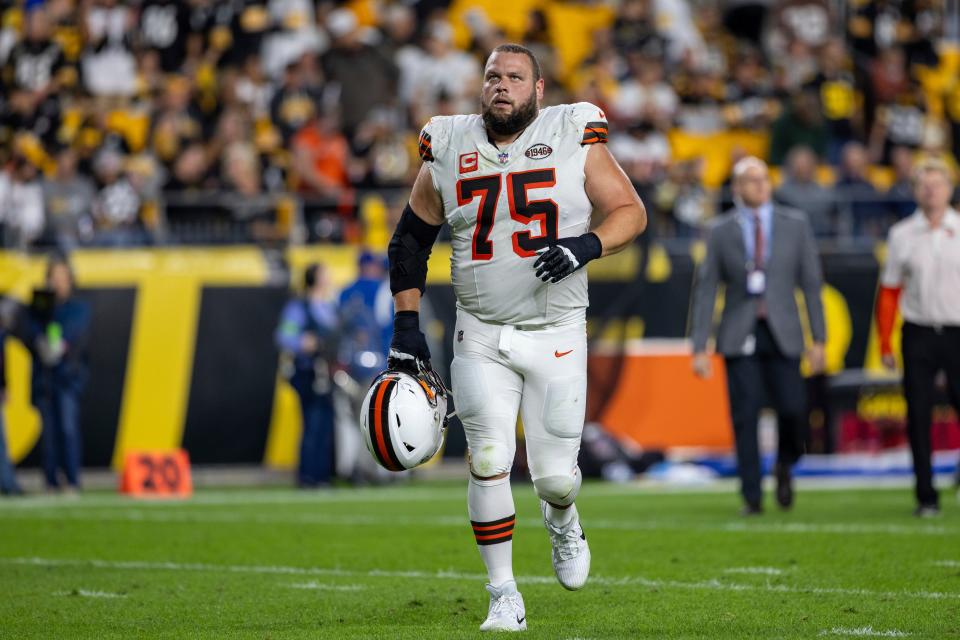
388, 204, 442, 295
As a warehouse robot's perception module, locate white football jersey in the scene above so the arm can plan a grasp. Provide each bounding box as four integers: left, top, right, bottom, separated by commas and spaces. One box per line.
419, 102, 608, 327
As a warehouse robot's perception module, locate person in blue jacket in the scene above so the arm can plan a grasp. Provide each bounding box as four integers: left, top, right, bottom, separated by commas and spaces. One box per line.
276, 263, 339, 488
28, 254, 91, 493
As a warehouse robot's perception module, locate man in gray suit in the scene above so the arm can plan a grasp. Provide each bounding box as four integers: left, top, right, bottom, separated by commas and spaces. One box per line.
691, 156, 826, 515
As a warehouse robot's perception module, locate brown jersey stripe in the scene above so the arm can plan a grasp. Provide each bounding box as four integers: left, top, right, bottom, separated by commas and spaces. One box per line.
584, 121, 608, 131
581, 134, 608, 145
418, 131, 434, 161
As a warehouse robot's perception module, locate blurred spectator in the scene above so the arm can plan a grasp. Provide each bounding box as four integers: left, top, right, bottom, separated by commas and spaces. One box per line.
3, 7, 67, 147
269, 56, 321, 143
137, 0, 194, 74
0, 317, 24, 496
775, 145, 835, 236
401, 21, 479, 125
611, 0, 666, 57
675, 68, 726, 134
691, 156, 825, 515
320, 8, 397, 137
261, 0, 324, 79
869, 47, 909, 106
612, 124, 667, 232
767, 0, 832, 54
804, 39, 860, 163
655, 157, 712, 236
868, 82, 931, 165
165, 143, 211, 191
29, 254, 91, 494
234, 55, 273, 119
292, 111, 350, 199
723, 49, 778, 131
42, 147, 95, 249
215, 0, 272, 70
722, 0, 769, 46
886, 145, 917, 219
81, 0, 137, 97
151, 75, 206, 168
876, 158, 960, 517
338, 251, 391, 384
276, 262, 339, 488
92, 149, 143, 245
769, 89, 826, 165
350, 108, 415, 189
612, 50, 677, 128
0, 155, 45, 248
836, 141, 886, 237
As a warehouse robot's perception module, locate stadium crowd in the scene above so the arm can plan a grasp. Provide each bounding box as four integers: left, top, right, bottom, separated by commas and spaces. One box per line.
0, 0, 957, 248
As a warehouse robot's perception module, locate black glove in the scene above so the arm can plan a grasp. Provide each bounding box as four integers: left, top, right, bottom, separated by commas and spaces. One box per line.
388, 310, 431, 373
533, 232, 603, 283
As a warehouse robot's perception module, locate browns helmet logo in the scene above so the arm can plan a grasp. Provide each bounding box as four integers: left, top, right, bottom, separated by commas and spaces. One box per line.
524, 143, 552, 160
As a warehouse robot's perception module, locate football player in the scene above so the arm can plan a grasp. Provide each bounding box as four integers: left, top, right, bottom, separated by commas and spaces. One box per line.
387, 43, 646, 632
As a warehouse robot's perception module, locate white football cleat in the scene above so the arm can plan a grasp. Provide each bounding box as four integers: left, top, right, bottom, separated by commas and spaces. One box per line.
541, 500, 591, 590
479, 580, 527, 632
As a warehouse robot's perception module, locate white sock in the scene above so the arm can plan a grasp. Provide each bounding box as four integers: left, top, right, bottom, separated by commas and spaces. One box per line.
468, 475, 515, 587
545, 502, 577, 529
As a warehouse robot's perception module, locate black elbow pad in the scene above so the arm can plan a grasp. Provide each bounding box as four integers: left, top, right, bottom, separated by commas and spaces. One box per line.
388, 204, 442, 295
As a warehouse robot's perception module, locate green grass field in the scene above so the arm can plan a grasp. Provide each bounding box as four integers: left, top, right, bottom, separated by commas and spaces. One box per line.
1, 480, 958, 639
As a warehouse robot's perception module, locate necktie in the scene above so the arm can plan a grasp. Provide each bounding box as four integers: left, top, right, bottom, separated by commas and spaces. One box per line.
754, 211, 766, 318
753, 211, 764, 270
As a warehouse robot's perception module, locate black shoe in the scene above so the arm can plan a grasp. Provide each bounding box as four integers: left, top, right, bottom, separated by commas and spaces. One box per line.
0, 485, 24, 497
913, 504, 940, 518
775, 463, 794, 510
740, 503, 763, 517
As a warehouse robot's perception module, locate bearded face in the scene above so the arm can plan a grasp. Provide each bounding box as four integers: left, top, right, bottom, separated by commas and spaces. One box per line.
480, 52, 542, 138
481, 85, 539, 137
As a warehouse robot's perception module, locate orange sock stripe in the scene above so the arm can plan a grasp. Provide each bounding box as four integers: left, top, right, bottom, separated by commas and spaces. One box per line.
471, 518, 515, 532
475, 530, 513, 541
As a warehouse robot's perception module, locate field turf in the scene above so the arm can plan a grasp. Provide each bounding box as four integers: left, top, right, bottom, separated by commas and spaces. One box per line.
0, 480, 958, 639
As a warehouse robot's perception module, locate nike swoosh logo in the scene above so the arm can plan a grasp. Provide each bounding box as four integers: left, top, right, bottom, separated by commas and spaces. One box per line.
517, 616, 525, 624
554, 350, 573, 358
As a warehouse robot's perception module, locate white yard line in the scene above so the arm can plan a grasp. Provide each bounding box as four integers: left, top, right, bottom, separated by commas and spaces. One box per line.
52, 589, 127, 599
933, 560, 960, 568
722, 567, 786, 576
819, 626, 910, 637
4, 557, 958, 602
285, 581, 366, 592
3, 509, 955, 537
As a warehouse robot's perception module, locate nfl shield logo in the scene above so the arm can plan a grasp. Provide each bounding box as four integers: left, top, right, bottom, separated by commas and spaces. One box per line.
497, 151, 509, 164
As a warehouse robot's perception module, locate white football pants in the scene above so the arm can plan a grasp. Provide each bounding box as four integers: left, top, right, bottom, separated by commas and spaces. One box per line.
451, 309, 586, 484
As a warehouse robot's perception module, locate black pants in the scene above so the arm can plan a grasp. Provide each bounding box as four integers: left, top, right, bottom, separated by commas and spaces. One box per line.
901, 322, 960, 507
725, 321, 807, 507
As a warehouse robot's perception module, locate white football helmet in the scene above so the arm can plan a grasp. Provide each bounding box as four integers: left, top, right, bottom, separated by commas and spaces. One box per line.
360, 365, 449, 471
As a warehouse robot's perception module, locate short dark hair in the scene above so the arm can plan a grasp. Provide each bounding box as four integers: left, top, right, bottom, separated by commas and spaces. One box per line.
304, 262, 322, 290
490, 43, 542, 81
